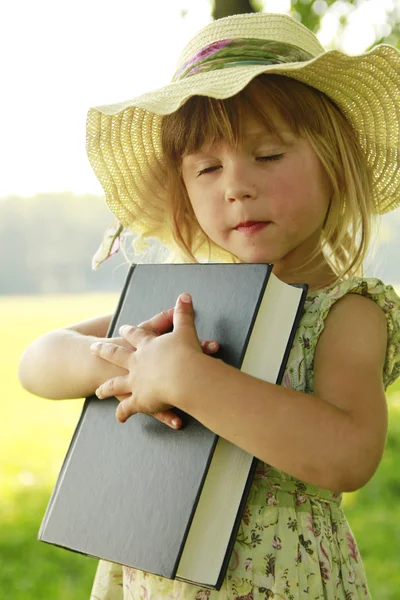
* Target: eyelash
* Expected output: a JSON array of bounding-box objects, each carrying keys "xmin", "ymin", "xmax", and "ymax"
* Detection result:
[
  {"xmin": 197, "ymin": 154, "xmax": 285, "ymax": 176},
  {"xmin": 257, "ymin": 153, "xmax": 285, "ymax": 163},
  {"xmin": 197, "ymin": 166, "xmax": 219, "ymax": 176}
]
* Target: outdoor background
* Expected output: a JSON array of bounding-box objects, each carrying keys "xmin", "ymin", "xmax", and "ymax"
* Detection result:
[{"xmin": 1, "ymin": 0, "xmax": 400, "ymax": 598}]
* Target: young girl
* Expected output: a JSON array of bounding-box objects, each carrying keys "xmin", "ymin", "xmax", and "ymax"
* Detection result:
[{"xmin": 19, "ymin": 12, "xmax": 400, "ymax": 600}]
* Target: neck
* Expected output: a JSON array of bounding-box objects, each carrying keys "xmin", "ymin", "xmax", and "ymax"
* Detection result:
[{"xmin": 271, "ymin": 252, "xmax": 337, "ymax": 292}]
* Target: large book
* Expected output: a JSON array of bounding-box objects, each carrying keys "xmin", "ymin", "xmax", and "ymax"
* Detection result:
[{"xmin": 39, "ymin": 263, "xmax": 307, "ymax": 590}]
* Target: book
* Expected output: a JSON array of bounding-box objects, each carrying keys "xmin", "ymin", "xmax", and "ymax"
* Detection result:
[{"xmin": 39, "ymin": 263, "xmax": 307, "ymax": 590}]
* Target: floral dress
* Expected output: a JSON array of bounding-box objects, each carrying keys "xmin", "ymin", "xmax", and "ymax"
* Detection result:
[{"xmin": 90, "ymin": 277, "xmax": 400, "ymax": 600}]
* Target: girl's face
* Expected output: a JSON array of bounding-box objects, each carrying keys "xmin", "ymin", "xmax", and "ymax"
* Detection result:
[{"xmin": 181, "ymin": 110, "xmax": 333, "ymax": 282}]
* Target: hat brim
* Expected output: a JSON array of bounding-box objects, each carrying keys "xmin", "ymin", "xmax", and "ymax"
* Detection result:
[{"xmin": 87, "ymin": 43, "xmax": 400, "ymax": 253}]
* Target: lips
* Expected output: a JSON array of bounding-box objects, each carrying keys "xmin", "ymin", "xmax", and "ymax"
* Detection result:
[
  {"xmin": 235, "ymin": 221, "xmax": 263, "ymax": 228},
  {"xmin": 235, "ymin": 221, "xmax": 269, "ymax": 234}
]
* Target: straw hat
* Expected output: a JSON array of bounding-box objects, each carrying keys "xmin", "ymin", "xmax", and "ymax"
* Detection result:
[{"xmin": 87, "ymin": 12, "xmax": 400, "ymax": 266}]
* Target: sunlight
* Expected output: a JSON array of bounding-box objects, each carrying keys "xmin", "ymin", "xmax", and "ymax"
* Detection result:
[{"xmin": 1, "ymin": 0, "xmax": 398, "ymax": 197}]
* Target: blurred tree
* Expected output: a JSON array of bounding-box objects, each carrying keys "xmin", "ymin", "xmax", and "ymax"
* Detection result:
[
  {"xmin": 0, "ymin": 193, "xmax": 127, "ymax": 294},
  {"xmin": 374, "ymin": 4, "xmax": 400, "ymax": 48},
  {"xmin": 212, "ymin": 0, "xmax": 258, "ymax": 19},
  {"xmin": 212, "ymin": 0, "xmax": 350, "ymax": 28},
  {"xmin": 212, "ymin": 0, "xmax": 400, "ymax": 49},
  {"xmin": 293, "ymin": 0, "xmax": 353, "ymax": 34}
]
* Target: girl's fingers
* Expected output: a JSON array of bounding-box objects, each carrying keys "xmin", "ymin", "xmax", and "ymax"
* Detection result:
[
  {"xmin": 137, "ymin": 308, "xmax": 175, "ymax": 335},
  {"xmin": 95, "ymin": 375, "xmax": 130, "ymax": 399},
  {"xmin": 200, "ymin": 340, "xmax": 219, "ymax": 355},
  {"xmin": 118, "ymin": 325, "xmax": 153, "ymax": 346},
  {"xmin": 113, "ymin": 398, "xmax": 182, "ymax": 430},
  {"xmin": 115, "ymin": 398, "xmax": 135, "ymax": 423},
  {"xmin": 152, "ymin": 410, "xmax": 182, "ymax": 429},
  {"xmin": 90, "ymin": 341, "xmax": 133, "ymax": 368},
  {"xmin": 115, "ymin": 393, "xmax": 131, "ymax": 401},
  {"xmin": 172, "ymin": 294, "xmax": 197, "ymax": 337}
]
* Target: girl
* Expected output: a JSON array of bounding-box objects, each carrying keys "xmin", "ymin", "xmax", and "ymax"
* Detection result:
[{"xmin": 19, "ymin": 12, "xmax": 400, "ymax": 600}]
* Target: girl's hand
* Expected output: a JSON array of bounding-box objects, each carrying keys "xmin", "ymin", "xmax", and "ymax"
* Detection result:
[{"xmin": 90, "ymin": 294, "xmax": 218, "ymax": 428}]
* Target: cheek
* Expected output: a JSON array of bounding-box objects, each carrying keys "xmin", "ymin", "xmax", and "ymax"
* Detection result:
[
  {"xmin": 267, "ymin": 176, "xmax": 302, "ymax": 223},
  {"xmin": 270, "ymin": 160, "xmax": 331, "ymax": 225},
  {"xmin": 188, "ymin": 197, "xmax": 219, "ymax": 241},
  {"xmin": 183, "ymin": 176, "xmax": 224, "ymax": 244},
  {"xmin": 187, "ymin": 185, "xmax": 221, "ymax": 231},
  {"xmin": 184, "ymin": 185, "xmax": 205, "ymax": 226},
  {"xmin": 189, "ymin": 197, "xmax": 207, "ymax": 225}
]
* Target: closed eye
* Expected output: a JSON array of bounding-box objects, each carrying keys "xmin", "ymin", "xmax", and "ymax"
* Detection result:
[
  {"xmin": 197, "ymin": 154, "xmax": 284, "ymax": 176},
  {"xmin": 257, "ymin": 154, "xmax": 285, "ymax": 162},
  {"xmin": 197, "ymin": 165, "xmax": 221, "ymax": 176}
]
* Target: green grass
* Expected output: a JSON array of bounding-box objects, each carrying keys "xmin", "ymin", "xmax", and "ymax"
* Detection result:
[
  {"xmin": 1, "ymin": 490, "xmax": 98, "ymax": 600},
  {"xmin": 2, "ymin": 294, "xmax": 400, "ymax": 599},
  {"xmin": 1, "ymin": 294, "xmax": 118, "ymax": 600},
  {"xmin": 342, "ymin": 383, "xmax": 400, "ymax": 598}
]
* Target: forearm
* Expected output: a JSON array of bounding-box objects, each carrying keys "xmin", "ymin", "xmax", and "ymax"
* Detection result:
[
  {"xmin": 175, "ymin": 354, "xmax": 357, "ymax": 492},
  {"xmin": 18, "ymin": 330, "xmax": 126, "ymax": 400}
]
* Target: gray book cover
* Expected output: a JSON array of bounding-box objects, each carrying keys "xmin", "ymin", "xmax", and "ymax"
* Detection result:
[{"xmin": 39, "ymin": 263, "xmax": 306, "ymax": 590}]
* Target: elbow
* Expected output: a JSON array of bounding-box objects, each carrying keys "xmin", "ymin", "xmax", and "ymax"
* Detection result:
[
  {"xmin": 336, "ymin": 472, "xmax": 374, "ymax": 494},
  {"xmin": 319, "ymin": 465, "xmax": 375, "ymax": 494},
  {"xmin": 333, "ymin": 411, "xmax": 388, "ymax": 493},
  {"xmin": 18, "ymin": 348, "xmax": 32, "ymax": 391},
  {"xmin": 18, "ymin": 347, "xmax": 42, "ymax": 396},
  {"xmin": 334, "ymin": 443, "xmax": 385, "ymax": 494},
  {"xmin": 18, "ymin": 339, "xmax": 54, "ymax": 398},
  {"xmin": 338, "ymin": 457, "xmax": 383, "ymax": 493},
  {"xmin": 314, "ymin": 440, "xmax": 385, "ymax": 494}
]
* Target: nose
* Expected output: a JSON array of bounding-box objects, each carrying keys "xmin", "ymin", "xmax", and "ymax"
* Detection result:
[{"xmin": 224, "ymin": 160, "xmax": 258, "ymax": 204}]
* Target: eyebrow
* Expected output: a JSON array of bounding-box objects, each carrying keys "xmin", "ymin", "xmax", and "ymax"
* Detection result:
[
  {"xmin": 244, "ymin": 130, "xmax": 293, "ymax": 141},
  {"xmin": 181, "ymin": 130, "xmax": 295, "ymax": 161}
]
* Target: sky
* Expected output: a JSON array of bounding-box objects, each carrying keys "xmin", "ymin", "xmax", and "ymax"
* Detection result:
[{"xmin": 1, "ymin": 0, "xmax": 398, "ymax": 197}]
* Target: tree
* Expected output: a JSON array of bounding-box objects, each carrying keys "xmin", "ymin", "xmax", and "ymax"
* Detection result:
[
  {"xmin": 212, "ymin": 0, "xmax": 400, "ymax": 50},
  {"xmin": 212, "ymin": 0, "xmax": 258, "ymax": 20}
]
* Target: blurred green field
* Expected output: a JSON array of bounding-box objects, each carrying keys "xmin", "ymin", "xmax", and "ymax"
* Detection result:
[
  {"xmin": 1, "ymin": 294, "xmax": 118, "ymax": 600},
  {"xmin": 1, "ymin": 294, "xmax": 400, "ymax": 599}
]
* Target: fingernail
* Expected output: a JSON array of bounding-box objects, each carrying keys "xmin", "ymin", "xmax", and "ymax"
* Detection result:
[
  {"xmin": 119, "ymin": 325, "xmax": 129, "ymax": 334},
  {"xmin": 180, "ymin": 293, "xmax": 192, "ymax": 304},
  {"xmin": 95, "ymin": 388, "xmax": 103, "ymax": 398},
  {"xmin": 208, "ymin": 341, "xmax": 218, "ymax": 350},
  {"xmin": 90, "ymin": 342, "xmax": 101, "ymax": 351},
  {"xmin": 116, "ymin": 407, "xmax": 125, "ymax": 423},
  {"xmin": 171, "ymin": 418, "xmax": 180, "ymax": 428}
]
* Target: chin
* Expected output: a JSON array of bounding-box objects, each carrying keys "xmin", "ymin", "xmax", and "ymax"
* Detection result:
[
  {"xmin": 223, "ymin": 239, "xmax": 288, "ymax": 265},
  {"xmin": 235, "ymin": 250, "xmax": 276, "ymax": 264},
  {"xmin": 234, "ymin": 240, "xmax": 295, "ymax": 265}
]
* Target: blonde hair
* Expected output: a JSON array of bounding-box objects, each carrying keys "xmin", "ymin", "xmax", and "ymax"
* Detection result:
[{"xmin": 161, "ymin": 74, "xmax": 376, "ymax": 279}]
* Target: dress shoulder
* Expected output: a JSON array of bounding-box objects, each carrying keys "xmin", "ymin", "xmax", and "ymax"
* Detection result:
[{"xmin": 305, "ymin": 277, "xmax": 400, "ymax": 390}]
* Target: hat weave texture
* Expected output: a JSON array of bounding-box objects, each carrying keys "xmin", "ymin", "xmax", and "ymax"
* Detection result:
[{"xmin": 86, "ymin": 12, "xmax": 400, "ymax": 257}]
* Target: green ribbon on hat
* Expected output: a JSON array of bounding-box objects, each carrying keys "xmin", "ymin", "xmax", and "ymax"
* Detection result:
[{"xmin": 174, "ymin": 38, "xmax": 314, "ymax": 80}]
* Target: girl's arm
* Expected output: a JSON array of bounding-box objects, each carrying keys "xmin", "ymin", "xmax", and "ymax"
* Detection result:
[
  {"xmin": 18, "ymin": 314, "xmax": 128, "ymax": 399},
  {"xmin": 90, "ymin": 293, "xmax": 388, "ymax": 492},
  {"xmin": 18, "ymin": 309, "xmax": 220, "ymax": 434},
  {"xmin": 173, "ymin": 293, "xmax": 388, "ymax": 493}
]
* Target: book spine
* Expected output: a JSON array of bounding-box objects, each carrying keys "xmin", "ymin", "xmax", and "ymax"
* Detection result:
[
  {"xmin": 215, "ymin": 276, "xmax": 307, "ymax": 590},
  {"xmin": 214, "ymin": 455, "xmax": 259, "ymax": 591},
  {"xmin": 276, "ymin": 284, "xmax": 308, "ymax": 384},
  {"xmin": 172, "ymin": 434, "xmax": 220, "ymax": 581},
  {"xmin": 236, "ymin": 264, "xmax": 272, "ymax": 370},
  {"xmin": 213, "ymin": 264, "xmax": 272, "ymax": 590}
]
